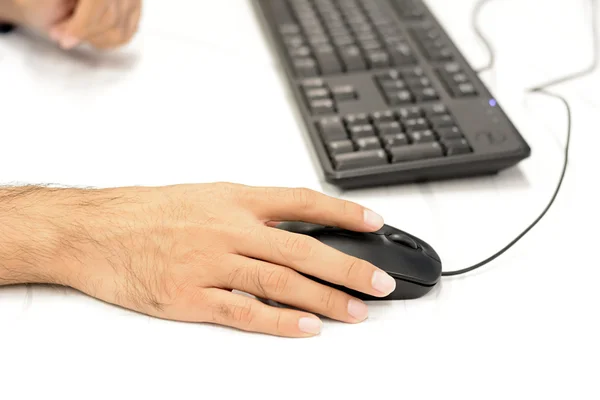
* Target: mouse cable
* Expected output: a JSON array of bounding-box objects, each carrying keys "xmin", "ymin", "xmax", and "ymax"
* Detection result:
[
  {"xmin": 472, "ymin": 0, "xmax": 496, "ymax": 74},
  {"xmin": 442, "ymin": 0, "xmax": 598, "ymax": 277}
]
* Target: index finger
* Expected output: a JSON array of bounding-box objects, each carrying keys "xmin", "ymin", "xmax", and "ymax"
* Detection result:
[{"xmin": 245, "ymin": 186, "xmax": 385, "ymax": 232}]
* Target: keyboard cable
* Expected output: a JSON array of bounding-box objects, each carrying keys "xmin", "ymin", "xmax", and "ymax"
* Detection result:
[{"xmin": 442, "ymin": 0, "xmax": 598, "ymax": 277}]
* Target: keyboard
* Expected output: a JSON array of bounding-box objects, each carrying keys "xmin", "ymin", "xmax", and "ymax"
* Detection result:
[{"xmin": 252, "ymin": 0, "xmax": 531, "ymax": 189}]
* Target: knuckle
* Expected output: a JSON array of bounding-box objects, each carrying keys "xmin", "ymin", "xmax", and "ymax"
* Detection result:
[
  {"xmin": 282, "ymin": 234, "xmax": 314, "ymax": 260},
  {"xmin": 319, "ymin": 287, "xmax": 337, "ymax": 313},
  {"xmin": 345, "ymin": 257, "xmax": 365, "ymax": 282},
  {"xmin": 214, "ymin": 182, "xmax": 246, "ymax": 203},
  {"xmin": 291, "ymin": 187, "xmax": 318, "ymax": 210},
  {"xmin": 231, "ymin": 301, "xmax": 255, "ymax": 327},
  {"xmin": 275, "ymin": 312, "xmax": 284, "ymax": 335},
  {"xmin": 210, "ymin": 303, "xmax": 231, "ymax": 323},
  {"xmin": 258, "ymin": 267, "xmax": 291, "ymax": 296},
  {"xmin": 212, "ymin": 301, "xmax": 255, "ymax": 328},
  {"xmin": 214, "ymin": 181, "xmax": 239, "ymax": 193}
]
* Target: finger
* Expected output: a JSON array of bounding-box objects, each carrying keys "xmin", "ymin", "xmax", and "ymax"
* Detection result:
[
  {"xmin": 202, "ymin": 288, "xmax": 323, "ymax": 338},
  {"xmin": 233, "ymin": 226, "xmax": 397, "ymax": 298},
  {"xmin": 81, "ymin": 1, "xmax": 124, "ymax": 48},
  {"xmin": 125, "ymin": 0, "xmax": 142, "ymax": 39},
  {"xmin": 53, "ymin": 0, "xmax": 105, "ymax": 49},
  {"xmin": 245, "ymin": 187, "xmax": 385, "ymax": 232},
  {"xmin": 86, "ymin": 0, "xmax": 138, "ymax": 49},
  {"xmin": 222, "ymin": 255, "xmax": 369, "ymax": 323}
]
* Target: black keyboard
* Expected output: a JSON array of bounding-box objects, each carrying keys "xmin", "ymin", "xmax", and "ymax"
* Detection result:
[{"xmin": 252, "ymin": 0, "xmax": 531, "ymax": 189}]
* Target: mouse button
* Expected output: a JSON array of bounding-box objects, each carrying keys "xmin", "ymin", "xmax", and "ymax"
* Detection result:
[
  {"xmin": 416, "ymin": 240, "xmax": 441, "ymax": 262},
  {"xmin": 386, "ymin": 233, "xmax": 418, "ymax": 249},
  {"xmin": 385, "ymin": 252, "xmax": 442, "ymax": 286},
  {"xmin": 380, "ymin": 243, "xmax": 442, "ymax": 284},
  {"xmin": 372, "ymin": 225, "xmax": 393, "ymax": 235}
]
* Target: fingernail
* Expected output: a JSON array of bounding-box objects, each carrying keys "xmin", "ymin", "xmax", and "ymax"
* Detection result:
[
  {"xmin": 364, "ymin": 209, "xmax": 384, "ymax": 229},
  {"xmin": 347, "ymin": 299, "xmax": 368, "ymax": 321},
  {"xmin": 372, "ymin": 270, "xmax": 396, "ymax": 295},
  {"xmin": 60, "ymin": 36, "xmax": 80, "ymax": 49},
  {"xmin": 298, "ymin": 317, "xmax": 322, "ymax": 335}
]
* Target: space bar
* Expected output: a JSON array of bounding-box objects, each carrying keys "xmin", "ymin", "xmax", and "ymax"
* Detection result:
[{"xmin": 333, "ymin": 150, "xmax": 389, "ymax": 170}]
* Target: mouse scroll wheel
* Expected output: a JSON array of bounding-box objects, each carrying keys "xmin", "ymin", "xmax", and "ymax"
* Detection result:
[{"xmin": 387, "ymin": 233, "xmax": 419, "ymax": 249}]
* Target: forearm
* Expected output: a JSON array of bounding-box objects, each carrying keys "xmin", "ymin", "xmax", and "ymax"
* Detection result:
[{"xmin": 0, "ymin": 186, "xmax": 71, "ymax": 286}]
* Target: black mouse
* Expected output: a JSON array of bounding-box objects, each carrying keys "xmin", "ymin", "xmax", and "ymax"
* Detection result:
[{"xmin": 276, "ymin": 222, "xmax": 442, "ymax": 301}]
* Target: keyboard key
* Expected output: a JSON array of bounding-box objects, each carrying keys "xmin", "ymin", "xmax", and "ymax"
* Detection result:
[
  {"xmin": 301, "ymin": 78, "xmax": 325, "ymax": 88},
  {"xmin": 305, "ymin": 87, "xmax": 330, "ymax": 100},
  {"xmin": 429, "ymin": 114, "xmax": 455, "ymax": 128},
  {"xmin": 356, "ymin": 137, "xmax": 382, "ymax": 151},
  {"xmin": 327, "ymin": 139, "xmax": 355, "ymax": 155},
  {"xmin": 371, "ymin": 110, "xmax": 396, "ymax": 124},
  {"xmin": 397, "ymin": 106, "xmax": 423, "ymax": 119},
  {"xmin": 318, "ymin": 117, "xmax": 348, "ymax": 141},
  {"xmin": 407, "ymin": 77, "xmax": 432, "ymax": 87},
  {"xmin": 389, "ymin": 142, "xmax": 444, "ymax": 163},
  {"xmin": 314, "ymin": 47, "xmax": 343, "ymax": 74},
  {"xmin": 333, "ymin": 149, "xmax": 389, "ymax": 170},
  {"xmin": 436, "ymin": 126, "xmax": 463, "ymax": 140},
  {"xmin": 443, "ymin": 138, "xmax": 472, "ymax": 155},
  {"xmin": 404, "ymin": 117, "xmax": 429, "ymax": 131},
  {"xmin": 404, "ymin": 66, "xmax": 426, "ymax": 78},
  {"xmin": 349, "ymin": 124, "xmax": 376, "ymax": 139},
  {"xmin": 376, "ymin": 69, "xmax": 402, "ymax": 81},
  {"xmin": 429, "ymin": 104, "xmax": 448, "ymax": 115},
  {"xmin": 443, "ymin": 62, "xmax": 461, "ymax": 74},
  {"xmin": 279, "ymin": 24, "xmax": 301, "ymax": 35},
  {"xmin": 377, "ymin": 121, "xmax": 403, "ymax": 136},
  {"xmin": 360, "ymin": 39, "xmax": 382, "ymax": 51},
  {"xmin": 308, "ymin": 34, "xmax": 331, "ymax": 46},
  {"xmin": 415, "ymin": 87, "xmax": 439, "ymax": 101},
  {"xmin": 382, "ymin": 133, "xmax": 409, "ymax": 148},
  {"xmin": 366, "ymin": 51, "xmax": 391, "ymax": 68},
  {"xmin": 310, "ymin": 98, "xmax": 335, "ymax": 114},
  {"xmin": 284, "ymin": 35, "xmax": 305, "ymax": 48},
  {"xmin": 456, "ymin": 83, "xmax": 477, "ymax": 96},
  {"xmin": 294, "ymin": 58, "xmax": 319, "ymax": 77},
  {"xmin": 332, "ymin": 85, "xmax": 357, "ymax": 101},
  {"xmin": 380, "ymin": 80, "xmax": 407, "ymax": 91},
  {"xmin": 333, "ymin": 35, "xmax": 356, "ymax": 47},
  {"xmin": 345, "ymin": 113, "xmax": 370, "ymax": 126},
  {"xmin": 452, "ymin": 73, "xmax": 469, "ymax": 83},
  {"xmin": 409, "ymin": 130, "xmax": 436, "ymax": 143},
  {"xmin": 290, "ymin": 46, "xmax": 312, "ymax": 58},
  {"xmin": 339, "ymin": 45, "xmax": 367, "ymax": 71},
  {"xmin": 387, "ymin": 90, "xmax": 413, "ymax": 105},
  {"xmin": 431, "ymin": 47, "xmax": 453, "ymax": 61}
]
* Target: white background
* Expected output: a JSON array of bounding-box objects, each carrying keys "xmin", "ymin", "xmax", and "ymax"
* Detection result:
[{"xmin": 1, "ymin": 1, "xmax": 599, "ymax": 399}]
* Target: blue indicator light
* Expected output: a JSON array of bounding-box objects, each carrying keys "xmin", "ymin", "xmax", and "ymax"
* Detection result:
[{"xmin": 489, "ymin": 99, "xmax": 497, "ymax": 107}]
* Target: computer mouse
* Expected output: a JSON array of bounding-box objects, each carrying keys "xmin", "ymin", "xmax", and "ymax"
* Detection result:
[{"xmin": 276, "ymin": 222, "xmax": 442, "ymax": 301}]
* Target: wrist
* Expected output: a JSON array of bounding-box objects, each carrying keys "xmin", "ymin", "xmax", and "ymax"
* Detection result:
[{"xmin": 0, "ymin": 186, "xmax": 74, "ymax": 286}]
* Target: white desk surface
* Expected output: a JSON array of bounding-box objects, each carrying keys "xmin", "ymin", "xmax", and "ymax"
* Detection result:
[{"xmin": 1, "ymin": 1, "xmax": 599, "ymax": 399}]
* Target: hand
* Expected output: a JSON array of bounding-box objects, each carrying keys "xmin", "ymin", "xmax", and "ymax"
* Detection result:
[
  {"xmin": 8, "ymin": 0, "xmax": 142, "ymax": 50},
  {"xmin": 42, "ymin": 183, "xmax": 395, "ymax": 337}
]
